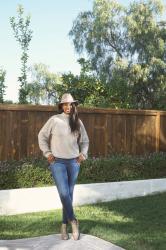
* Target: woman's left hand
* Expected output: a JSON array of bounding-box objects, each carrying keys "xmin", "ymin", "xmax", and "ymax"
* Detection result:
[{"xmin": 77, "ymin": 153, "xmax": 85, "ymax": 164}]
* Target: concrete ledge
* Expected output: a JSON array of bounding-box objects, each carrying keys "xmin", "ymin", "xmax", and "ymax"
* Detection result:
[{"xmin": 0, "ymin": 178, "xmax": 166, "ymax": 215}]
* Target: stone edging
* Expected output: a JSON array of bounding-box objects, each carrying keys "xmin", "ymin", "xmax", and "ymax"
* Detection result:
[{"xmin": 0, "ymin": 178, "xmax": 166, "ymax": 215}]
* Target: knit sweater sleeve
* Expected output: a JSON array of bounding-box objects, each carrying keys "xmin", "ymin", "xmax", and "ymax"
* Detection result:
[
  {"xmin": 79, "ymin": 120, "xmax": 89, "ymax": 159},
  {"xmin": 38, "ymin": 117, "xmax": 54, "ymax": 158}
]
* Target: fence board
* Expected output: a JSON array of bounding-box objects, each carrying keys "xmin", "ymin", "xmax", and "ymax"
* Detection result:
[
  {"xmin": 125, "ymin": 115, "xmax": 137, "ymax": 154},
  {"xmin": 160, "ymin": 114, "xmax": 166, "ymax": 152},
  {"xmin": 0, "ymin": 104, "xmax": 166, "ymax": 160}
]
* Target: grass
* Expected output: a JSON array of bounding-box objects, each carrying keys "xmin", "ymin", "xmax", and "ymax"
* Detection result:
[{"xmin": 0, "ymin": 192, "xmax": 166, "ymax": 250}]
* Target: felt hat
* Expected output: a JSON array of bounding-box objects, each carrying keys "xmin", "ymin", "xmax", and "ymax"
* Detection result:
[{"xmin": 59, "ymin": 93, "xmax": 78, "ymax": 105}]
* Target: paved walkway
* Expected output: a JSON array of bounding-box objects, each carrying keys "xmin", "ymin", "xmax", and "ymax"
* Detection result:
[{"xmin": 0, "ymin": 234, "xmax": 125, "ymax": 250}]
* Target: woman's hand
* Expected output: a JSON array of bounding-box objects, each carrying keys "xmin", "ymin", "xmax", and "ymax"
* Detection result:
[
  {"xmin": 77, "ymin": 153, "xmax": 86, "ymax": 164},
  {"xmin": 47, "ymin": 154, "xmax": 55, "ymax": 164}
]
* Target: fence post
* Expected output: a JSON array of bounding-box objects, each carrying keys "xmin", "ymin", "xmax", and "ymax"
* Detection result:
[{"xmin": 155, "ymin": 112, "xmax": 160, "ymax": 153}]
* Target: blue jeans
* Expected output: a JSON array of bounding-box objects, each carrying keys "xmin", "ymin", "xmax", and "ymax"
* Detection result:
[{"xmin": 50, "ymin": 158, "xmax": 80, "ymax": 224}]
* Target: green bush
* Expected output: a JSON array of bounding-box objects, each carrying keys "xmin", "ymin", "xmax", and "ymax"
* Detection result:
[
  {"xmin": 0, "ymin": 158, "xmax": 54, "ymax": 189},
  {"xmin": 79, "ymin": 152, "xmax": 166, "ymax": 183},
  {"xmin": 0, "ymin": 152, "xmax": 166, "ymax": 190}
]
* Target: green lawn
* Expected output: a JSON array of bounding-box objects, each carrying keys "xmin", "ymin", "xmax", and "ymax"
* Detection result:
[{"xmin": 0, "ymin": 192, "xmax": 166, "ymax": 250}]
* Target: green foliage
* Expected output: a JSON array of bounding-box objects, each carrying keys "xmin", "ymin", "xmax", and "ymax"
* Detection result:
[
  {"xmin": 0, "ymin": 67, "xmax": 6, "ymax": 103},
  {"xmin": 0, "ymin": 157, "xmax": 54, "ymax": 189},
  {"xmin": 27, "ymin": 61, "xmax": 102, "ymax": 106},
  {"xmin": 0, "ymin": 152, "xmax": 165, "ymax": 190},
  {"xmin": 27, "ymin": 63, "xmax": 62, "ymax": 104},
  {"xmin": 3, "ymin": 100, "xmax": 14, "ymax": 104},
  {"xmin": 125, "ymin": 0, "xmax": 165, "ymax": 62},
  {"xmin": 60, "ymin": 58, "xmax": 106, "ymax": 106},
  {"xmin": 79, "ymin": 152, "xmax": 166, "ymax": 183},
  {"xmin": 69, "ymin": 0, "xmax": 166, "ymax": 109},
  {"xmin": 10, "ymin": 4, "xmax": 33, "ymax": 104}
]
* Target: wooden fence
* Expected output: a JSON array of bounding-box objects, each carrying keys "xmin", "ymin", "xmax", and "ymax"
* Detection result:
[{"xmin": 0, "ymin": 104, "xmax": 166, "ymax": 160}]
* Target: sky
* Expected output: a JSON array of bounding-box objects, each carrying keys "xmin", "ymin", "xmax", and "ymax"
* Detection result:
[{"xmin": 1, "ymin": 0, "xmax": 164, "ymax": 102}]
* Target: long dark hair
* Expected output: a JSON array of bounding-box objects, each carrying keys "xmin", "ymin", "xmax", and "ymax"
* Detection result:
[{"xmin": 58, "ymin": 103, "xmax": 80, "ymax": 135}]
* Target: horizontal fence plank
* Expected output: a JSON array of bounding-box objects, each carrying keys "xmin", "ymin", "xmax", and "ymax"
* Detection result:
[
  {"xmin": 0, "ymin": 104, "xmax": 166, "ymax": 160},
  {"xmin": 1, "ymin": 104, "xmax": 166, "ymax": 115}
]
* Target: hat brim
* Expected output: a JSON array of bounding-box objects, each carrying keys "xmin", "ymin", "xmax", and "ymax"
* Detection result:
[
  {"xmin": 59, "ymin": 100, "xmax": 79, "ymax": 105},
  {"xmin": 58, "ymin": 101, "xmax": 79, "ymax": 108}
]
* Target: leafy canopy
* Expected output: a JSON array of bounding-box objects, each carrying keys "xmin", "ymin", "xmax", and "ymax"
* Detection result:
[{"xmin": 69, "ymin": 0, "xmax": 166, "ymax": 109}]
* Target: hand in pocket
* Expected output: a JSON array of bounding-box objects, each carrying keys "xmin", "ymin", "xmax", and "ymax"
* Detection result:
[
  {"xmin": 76, "ymin": 153, "xmax": 85, "ymax": 165},
  {"xmin": 47, "ymin": 154, "xmax": 56, "ymax": 164}
]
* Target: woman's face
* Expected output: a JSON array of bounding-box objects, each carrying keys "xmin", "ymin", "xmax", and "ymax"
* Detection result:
[{"xmin": 62, "ymin": 102, "xmax": 72, "ymax": 114}]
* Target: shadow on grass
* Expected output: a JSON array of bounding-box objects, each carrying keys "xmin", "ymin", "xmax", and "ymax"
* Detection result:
[{"xmin": 80, "ymin": 192, "xmax": 166, "ymax": 250}]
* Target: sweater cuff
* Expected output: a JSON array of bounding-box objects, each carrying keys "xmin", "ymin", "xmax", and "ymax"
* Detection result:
[
  {"xmin": 80, "ymin": 152, "xmax": 88, "ymax": 160},
  {"xmin": 44, "ymin": 151, "xmax": 52, "ymax": 158}
]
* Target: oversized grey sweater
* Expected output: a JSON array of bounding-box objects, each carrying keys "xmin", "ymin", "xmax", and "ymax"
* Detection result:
[{"xmin": 38, "ymin": 112, "xmax": 89, "ymax": 159}]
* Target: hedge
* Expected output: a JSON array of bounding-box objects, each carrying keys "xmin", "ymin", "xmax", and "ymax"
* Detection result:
[{"xmin": 0, "ymin": 152, "xmax": 166, "ymax": 190}]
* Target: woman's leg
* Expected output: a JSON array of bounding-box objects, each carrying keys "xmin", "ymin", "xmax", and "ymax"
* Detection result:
[
  {"xmin": 62, "ymin": 159, "xmax": 80, "ymax": 224},
  {"xmin": 66, "ymin": 158, "xmax": 80, "ymax": 240},
  {"xmin": 50, "ymin": 159, "xmax": 77, "ymax": 223},
  {"xmin": 67, "ymin": 158, "xmax": 80, "ymax": 201}
]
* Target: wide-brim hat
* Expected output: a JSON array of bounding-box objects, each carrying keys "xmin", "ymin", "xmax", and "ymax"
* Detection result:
[{"xmin": 59, "ymin": 93, "xmax": 78, "ymax": 105}]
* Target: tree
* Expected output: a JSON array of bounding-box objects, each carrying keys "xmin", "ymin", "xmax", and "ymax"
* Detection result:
[
  {"xmin": 69, "ymin": 0, "xmax": 166, "ymax": 109},
  {"xmin": 125, "ymin": 0, "xmax": 166, "ymax": 109},
  {"xmin": 0, "ymin": 68, "xmax": 6, "ymax": 103},
  {"xmin": 27, "ymin": 63, "xmax": 62, "ymax": 105},
  {"xmin": 69, "ymin": 0, "xmax": 125, "ymax": 83},
  {"xmin": 10, "ymin": 5, "xmax": 33, "ymax": 104},
  {"xmin": 60, "ymin": 58, "xmax": 106, "ymax": 107}
]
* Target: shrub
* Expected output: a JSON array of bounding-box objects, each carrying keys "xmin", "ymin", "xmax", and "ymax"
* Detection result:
[
  {"xmin": 0, "ymin": 152, "xmax": 166, "ymax": 190},
  {"xmin": 0, "ymin": 158, "xmax": 54, "ymax": 189},
  {"xmin": 79, "ymin": 152, "xmax": 166, "ymax": 183}
]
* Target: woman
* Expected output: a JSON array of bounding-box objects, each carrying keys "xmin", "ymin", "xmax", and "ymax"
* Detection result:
[{"xmin": 38, "ymin": 93, "xmax": 89, "ymax": 241}]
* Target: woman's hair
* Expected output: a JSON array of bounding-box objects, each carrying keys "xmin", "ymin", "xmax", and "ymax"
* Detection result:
[{"xmin": 58, "ymin": 103, "xmax": 80, "ymax": 135}]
